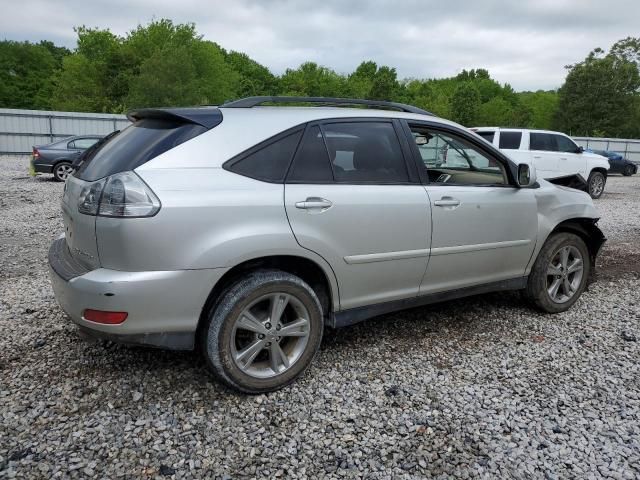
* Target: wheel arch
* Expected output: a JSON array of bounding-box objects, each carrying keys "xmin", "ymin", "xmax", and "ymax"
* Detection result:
[
  {"xmin": 197, "ymin": 254, "xmax": 339, "ymax": 339},
  {"xmin": 589, "ymin": 167, "xmax": 608, "ymax": 179},
  {"xmin": 548, "ymin": 217, "xmax": 606, "ymax": 265}
]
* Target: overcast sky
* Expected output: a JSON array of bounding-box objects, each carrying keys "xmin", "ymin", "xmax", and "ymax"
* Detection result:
[{"xmin": 1, "ymin": 0, "xmax": 638, "ymax": 91}]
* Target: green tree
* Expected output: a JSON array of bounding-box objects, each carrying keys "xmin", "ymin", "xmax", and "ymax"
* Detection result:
[
  {"xmin": 518, "ymin": 90, "xmax": 558, "ymax": 129},
  {"xmin": 279, "ymin": 62, "xmax": 347, "ymax": 97},
  {"xmin": 450, "ymin": 83, "xmax": 481, "ymax": 126},
  {"xmin": 554, "ymin": 48, "xmax": 640, "ymax": 136},
  {"xmin": 226, "ymin": 51, "xmax": 278, "ymax": 98},
  {"xmin": 0, "ymin": 40, "xmax": 67, "ymax": 109}
]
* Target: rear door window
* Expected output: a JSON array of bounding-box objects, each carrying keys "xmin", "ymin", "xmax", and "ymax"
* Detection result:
[
  {"xmin": 530, "ymin": 133, "xmax": 556, "ymax": 152},
  {"xmin": 322, "ymin": 122, "xmax": 409, "ymax": 183},
  {"xmin": 499, "ymin": 131, "xmax": 522, "ymax": 149},
  {"xmin": 287, "ymin": 126, "xmax": 334, "ymax": 183},
  {"xmin": 72, "ymin": 138, "xmax": 100, "ymax": 150}
]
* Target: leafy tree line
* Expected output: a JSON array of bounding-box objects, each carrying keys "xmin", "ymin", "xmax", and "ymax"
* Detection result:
[{"xmin": 1, "ymin": 19, "xmax": 638, "ymax": 137}]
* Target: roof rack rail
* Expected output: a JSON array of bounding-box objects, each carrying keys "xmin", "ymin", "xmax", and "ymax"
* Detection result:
[{"xmin": 221, "ymin": 96, "xmax": 434, "ymax": 116}]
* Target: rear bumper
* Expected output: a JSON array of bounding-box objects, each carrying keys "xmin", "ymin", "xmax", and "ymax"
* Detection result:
[
  {"xmin": 48, "ymin": 237, "xmax": 229, "ymax": 350},
  {"xmin": 31, "ymin": 158, "xmax": 53, "ymax": 173}
]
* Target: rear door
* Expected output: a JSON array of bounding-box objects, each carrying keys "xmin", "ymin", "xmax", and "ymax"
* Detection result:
[
  {"xmin": 529, "ymin": 132, "xmax": 560, "ymax": 179},
  {"xmin": 284, "ymin": 119, "xmax": 431, "ymax": 310},
  {"xmin": 404, "ymin": 122, "xmax": 538, "ymax": 294}
]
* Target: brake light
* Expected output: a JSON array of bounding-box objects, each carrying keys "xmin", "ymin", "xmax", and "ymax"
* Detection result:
[
  {"xmin": 77, "ymin": 171, "xmax": 160, "ymax": 218},
  {"xmin": 83, "ymin": 309, "xmax": 128, "ymax": 324},
  {"xmin": 32, "ymin": 148, "xmax": 40, "ymax": 158}
]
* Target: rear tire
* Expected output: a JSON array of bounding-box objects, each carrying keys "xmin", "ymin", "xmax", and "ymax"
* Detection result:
[
  {"xmin": 587, "ymin": 171, "xmax": 605, "ymax": 199},
  {"xmin": 53, "ymin": 162, "xmax": 74, "ymax": 182},
  {"xmin": 525, "ymin": 232, "xmax": 591, "ymax": 313},
  {"xmin": 201, "ymin": 269, "xmax": 323, "ymax": 394},
  {"xmin": 623, "ymin": 165, "xmax": 634, "ymax": 177}
]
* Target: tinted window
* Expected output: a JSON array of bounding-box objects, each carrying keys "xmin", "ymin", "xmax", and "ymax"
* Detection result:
[
  {"xmin": 75, "ymin": 119, "xmax": 208, "ymax": 182},
  {"xmin": 229, "ymin": 130, "xmax": 303, "ymax": 182},
  {"xmin": 499, "ymin": 131, "xmax": 522, "ymax": 149},
  {"xmin": 554, "ymin": 135, "xmax": 578, "ymax": 153},
  {"xmin": 323, "ymin": 122, "xmax": 408, "ymax": 183},
  {"xmin": 287, "ymin": 126, "xmax": 333, "ymax": 182},
  {"xmin": 409, "ymin": 125, "xmax": 507, "ymax": 186},
  {"xmin": 476, "ymin": 131, "xmax": 495, "ymax": 143},
  {"xmin": 530, "ymin": 133, "xmax": 555, "ymax": 152}
]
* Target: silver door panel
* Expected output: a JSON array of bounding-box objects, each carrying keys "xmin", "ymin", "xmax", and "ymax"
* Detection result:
[{"xmin": 285, "ymin": 184, "xmax": 431, "ymax": 310}]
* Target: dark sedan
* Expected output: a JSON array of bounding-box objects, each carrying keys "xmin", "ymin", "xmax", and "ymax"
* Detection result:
[
  {"xmin": 591, "ymin": 149, "xmax": 638, "ymax": 176},
  {"xmin": 31, "ymin": 135, "xmax": 103, "ymax": 181}
]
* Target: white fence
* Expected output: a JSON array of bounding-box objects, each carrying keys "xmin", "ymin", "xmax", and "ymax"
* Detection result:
[
  {"xmin": 574, "ymin": 137, "xmax": 640, "ymax": 163},
  {"xmin": 0, "ymin": 108, "xmax": 130, "ymax": 154}
]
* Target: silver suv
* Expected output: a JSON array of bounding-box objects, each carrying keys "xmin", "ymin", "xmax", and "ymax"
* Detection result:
[{"xmin": 49, "ymin": 96, "xmax": 605, "ymax": 393}]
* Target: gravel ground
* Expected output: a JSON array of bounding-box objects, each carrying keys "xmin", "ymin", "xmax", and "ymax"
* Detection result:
[{"xmin": 1, "ymin": 155, "xmax": 639, "ymax": 479}]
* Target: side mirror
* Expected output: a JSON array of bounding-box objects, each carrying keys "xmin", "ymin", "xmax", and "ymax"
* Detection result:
[
  {"xmin": 517, "ymin": 163, "xmax": 536, "ymax": 187},
  {"xmin": 576, "ymin": 146, "xmax": 584, "ymax": 153}
]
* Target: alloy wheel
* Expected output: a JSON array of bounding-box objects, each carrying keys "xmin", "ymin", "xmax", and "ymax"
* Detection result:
[
  {"xmin": 546, "ymin": 245, "xmax": 584, "ymax": 303},
  {"xmin": 55, "ymin": 164, "xmax": 75, "ymax": 180},
  {"xmin": 589, "ymin": 175, "xmax": 604, "ymax": 197},
  {"xmin": 230, "ymin": 292, "xmax": 310, "ymax": 379}
]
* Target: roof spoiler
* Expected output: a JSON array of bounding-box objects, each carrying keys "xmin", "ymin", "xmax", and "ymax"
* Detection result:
[{"xmin": 127, "ymin": 107, "xmax": 223, "ymax": 130}]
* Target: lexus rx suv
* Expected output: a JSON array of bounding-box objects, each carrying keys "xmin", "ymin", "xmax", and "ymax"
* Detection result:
[{"xmin": 49, "ymin": 97, "xmax": 605, "ymax": 393}]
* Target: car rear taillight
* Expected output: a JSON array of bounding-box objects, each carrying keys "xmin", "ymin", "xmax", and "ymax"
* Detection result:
[
  {"xmin": 77, "ymin": 171, "xmax": 160, "ymax": 218},
  {"xmin": 83, "ymin": 309, "xmax": 128, "ymax": 324},
  {"xmin": 32, "ymin": 148, "xmax": 40, "ymax": 158}
]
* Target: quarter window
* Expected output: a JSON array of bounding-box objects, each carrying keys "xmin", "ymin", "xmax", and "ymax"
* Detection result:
[
  {"xmin": 499, "ymin": 131, "xmax": 522, "ymax": 149},
  {"xmin": 228, "ymin": 130, "xmax": 303, "ymax": 182},
  {"xmin": 476, "ymin": 131, "xmax": 495, "ymax": 143}
]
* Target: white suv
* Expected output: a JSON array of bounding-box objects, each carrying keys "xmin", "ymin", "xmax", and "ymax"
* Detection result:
[{"xmin": 472, "ymin": 128, "xmax": 610, "ymax": 198}]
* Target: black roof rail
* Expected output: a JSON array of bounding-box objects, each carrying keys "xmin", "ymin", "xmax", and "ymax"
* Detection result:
[{"xmin": 220, "ymin": 96, "xmax": 434, "ymax": 116}]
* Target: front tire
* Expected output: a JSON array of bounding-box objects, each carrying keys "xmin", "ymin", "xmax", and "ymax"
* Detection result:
[
  {"xmin": 202, "ymin": 270, "xmax": 324, "ymax": 394},
  {"xmin": 587, "ymin": 171, "xmax": 605, "ymax": 199},
  {"xmin": 525, "ymin": 232, "xmax": 591, "ymax": 313},
  {"xmin": 53, "ymin": 162, "xmax": 74, "ymax": 182}
]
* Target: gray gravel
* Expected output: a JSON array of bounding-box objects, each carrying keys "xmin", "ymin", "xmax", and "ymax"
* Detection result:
[{"xmin": 1, "ymin": 155, "xmax": 639, "ymax": 479}]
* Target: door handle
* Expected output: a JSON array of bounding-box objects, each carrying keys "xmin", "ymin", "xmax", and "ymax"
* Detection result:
[
  {"xmin": 295, "ymin": 197, "xmax": 333, "ymax": 210},
  {"xmin": 434, "ymin": 197, "xmax": 460, "ymax": 207},
  {"xmin": 533, "ymin": 155, "xmax": 542, "ymax": 159},
  {"xmin": 560, "ymin": 157, "xmax": 567, "ymax": 160}
]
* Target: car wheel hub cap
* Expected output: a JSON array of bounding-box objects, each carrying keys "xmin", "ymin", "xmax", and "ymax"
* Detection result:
[
  {"xmin": 230, "ymin": 292, "xmax": 310, "ymax": 379},
  {"xmin": 546, "ymin": 245, "xmax": 584, "ymax": 304}
]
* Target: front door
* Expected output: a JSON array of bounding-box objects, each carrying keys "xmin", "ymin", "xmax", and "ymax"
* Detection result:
[
  {"xmin": 405, "ymin": 123, "xmax": 539, "ymax": 294},
  {"xmin": 553, "ymin": 134, "xmax": 587, "ymax": 178},
  {"xmin": 284, "ymin": 120, "xmax": 432, "ymax": 310}
]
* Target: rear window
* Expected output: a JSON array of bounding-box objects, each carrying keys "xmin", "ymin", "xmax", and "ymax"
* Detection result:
[
  {"xmin": 74, "ymin": 119, "xmax": 208, "ymax": 182},
  {"xmin": 499, "ymin": 131, "xmax": 522, "ymax": 149}
]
